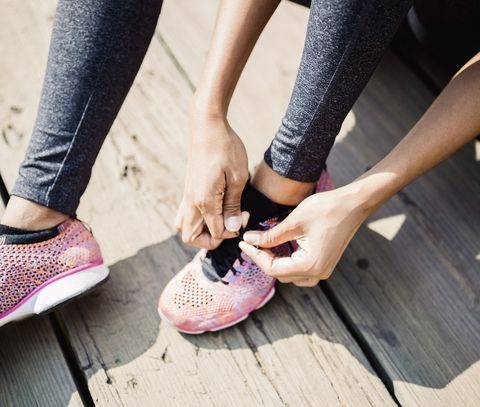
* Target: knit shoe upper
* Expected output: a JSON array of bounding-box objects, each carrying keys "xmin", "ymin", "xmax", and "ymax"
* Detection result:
[
  {"xmin": 0, "ymin": 218, "xmax": 103, "ymax": 316},
  {"xmin": 159, "ymin": 169, "xmax": 334, "ymax": 334}
]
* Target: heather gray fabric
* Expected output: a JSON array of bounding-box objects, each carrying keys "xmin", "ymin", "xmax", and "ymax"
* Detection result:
[
  {"xmin": 264, "ymin": 0, "xmax": 412, "ymax": 181},
  {"xmin": 12, "ymin": 0, "xmax": 162, "ymax": 215},
  {"xmin": 13, "ymin": 0, "xmax": 410, "ymax": 215}
]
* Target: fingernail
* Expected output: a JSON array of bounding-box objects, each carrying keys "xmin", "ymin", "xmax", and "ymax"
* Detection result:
[
  {"xmin": 243, "ymin": 231, "xmax": 260, "ymax": 245},
  {"xmin": 226, "ymin": 215, "xmax": 241, "ymax": 232},
  {"xmin": 241, "ymin": 211, "xmax": 250, "ymax": 228}
]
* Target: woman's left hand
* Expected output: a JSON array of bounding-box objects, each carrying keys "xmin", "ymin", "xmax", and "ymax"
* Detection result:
[
  {"xmin": 239, "ymin": 185, "xmax": 371, "ymax": 286},
  {"xmin": 241, "ymin": 54, "xmax": 480, "ymax": 286}
]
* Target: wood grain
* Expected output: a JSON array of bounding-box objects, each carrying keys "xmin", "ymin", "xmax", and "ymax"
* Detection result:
[
  {"xmin": 0, "ymin": 0, "xmax": 395, "ymax": 405},
  {"xmin": 0, "ymin": 4, "xmax": 82, "ymax": 406},
  {"xmin": 325, "ymin": 52, "xmax": 480, "ymax": 406},
  {"xmin": 158, "ymin": 0, "xmax": 310, "ymax": 168},
  {"xmin": 160, "ymin": 2, "xmax": 480, "ymax": 404},
  {"xmin": 5, "ymin": 0, "xmax": 478, "ymax": 406},
  {"xmin": 0, "ymin": 193, "xmax": 81, "ymax": 406},
  {"xmin": 64, "ymin": 2, "xmax": 394, "ymax": 405},
  {"xmin": 159, "ymin": 4, "xmax": 480, "ymax": 403},
  {"xmin": 0, "ymin": 317, "xmax": 82, "ymax": 407}
]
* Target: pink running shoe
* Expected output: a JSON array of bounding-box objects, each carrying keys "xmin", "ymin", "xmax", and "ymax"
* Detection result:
[
  {"xmin": 0, "ymin": 218, "xmax": 109, "ymax": 327},
  {"xmin": 159, "ymin": 170, "xmax": 334, "ymax": 334}
]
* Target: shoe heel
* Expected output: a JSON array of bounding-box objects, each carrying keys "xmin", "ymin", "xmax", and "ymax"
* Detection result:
[{"xmin": 34, "ymin": 264, "xmax": 110, "ymax": 314}]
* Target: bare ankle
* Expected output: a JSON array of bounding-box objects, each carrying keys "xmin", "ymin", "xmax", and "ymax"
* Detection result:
[
  {"xmin": 1, "ymin": 196, "xmax": 69, "ymax": 230},
  {"xmin": 251, "ymin": 161, "xmax": 315, "ymax": 206}
]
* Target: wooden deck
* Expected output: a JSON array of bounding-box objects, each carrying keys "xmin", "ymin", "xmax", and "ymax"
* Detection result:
[{"xmin": 1, "ymin": 1, "xmax": 479, "ymax": 406}]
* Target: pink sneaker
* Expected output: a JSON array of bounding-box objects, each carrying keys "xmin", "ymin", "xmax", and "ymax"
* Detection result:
[
  {"xmin": 159, "ymin": 170, "xmax": 334, "ymax": 334},
  {"xmin": 0, "ymin": 218, "xmax": 109, "ymax": 327}
]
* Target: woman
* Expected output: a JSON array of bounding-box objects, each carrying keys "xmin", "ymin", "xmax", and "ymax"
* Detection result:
[
  {"xmin": 159, "ymin": 0, "xmax": 413, "ymax": 333},
  {"xmin": 240, "ymin": 53, "xmax": 480, "ymax": 285},
  {"xmin": 159, "ymin": 0, "xmax": 479, "ymax": 333},
  {"xmin": 0, "ymin": 0, "xmax": 475, "ymax": 334}
]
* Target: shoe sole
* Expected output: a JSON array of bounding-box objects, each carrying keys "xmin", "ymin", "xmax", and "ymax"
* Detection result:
[
  {"xmin": 158, "ymin": 286, "xmax": 276, "ymax": 335},
  {"xmin": 0, "ymin": 263, "xmax": 110, "ymax": 328}
]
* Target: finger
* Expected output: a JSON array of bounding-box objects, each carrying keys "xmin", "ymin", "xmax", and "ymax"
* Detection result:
[
  {"xmin": 190, "ymin": 231, "xmax": 223, "ymax": 250},
  {"xmin": 182, "ymin": 206, "xmax": 222, "ymax": 249},
  {"xmin": 194, "ymin": 184, "xmax": 226, "ymax": 239},
  {"xmin": 243, "ymin": 217, "xmax": 298, "ymax": 248},
  {"xmin": 193, "ymin": 194, "xmax": 238, "ymax": 240},
  {"xmin": 277, "ymin": 277, "xmax": 299, "ymax": 284},
  {"xmin": 201, "ymin": 202, "xmax": 226, "ymax": 240},
  {"xmin": 293, "ymin": 278, "xmax": 320, "ymax": 287},
  {"xmin": 239, "ymin": 241, "xmax": 306, "ymax": 278},
  {"xmin": 241, "ymin": 211, "xmax": 250, "ymax": 228},
  {"xmin": 219, "ymin": 230, "xmax": 242, "ymax": 239},
  {"xmin": 223, "ymin": 179, "xmax": 245, "ymax": 232}
]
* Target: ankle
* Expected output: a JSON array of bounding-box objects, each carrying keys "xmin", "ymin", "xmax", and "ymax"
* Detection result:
[
  {"xmin": 1, "ymin": 196, "xmax": 69, "ymax": 231},
  {"xmin": 251, "ymin": 161, "xmax": 315, "ymax": 206}
]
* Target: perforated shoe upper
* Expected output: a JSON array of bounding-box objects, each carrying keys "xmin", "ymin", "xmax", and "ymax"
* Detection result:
[{"xmin": 0, "ymin": 219, "xmax": 102, "ymax": 315}]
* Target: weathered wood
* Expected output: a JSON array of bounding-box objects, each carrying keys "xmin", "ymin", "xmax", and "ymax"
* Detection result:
[
  {"xmin": 158, "ymin": 0, "xmax": 310, "ymax": 165},
  {"xmin": 65, "ymin": 3, "xmax": 394, "ymax": 405},
  {"xmin": 0, "ymin": 193, "xmax": 81, "ymax": 406},
  {"xmin": 324, "ymin": 52, "xmax": 480, "ymax": 406},
  {"xmin": 160, "ymin": 4, "xmax": 480, "ymax": 404},
  {"xmin": 0, "ymin": 316, "xmax": 82, "ymax": 407},
  {"xmin": 0, "ymin": 5, "xmax": 83, "ymax": 407},
  {"xmin": 0, "ymin": 1, "xmax": 396, "ymax": 405}
]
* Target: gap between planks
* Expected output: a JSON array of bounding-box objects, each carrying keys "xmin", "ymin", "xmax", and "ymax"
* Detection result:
[
  {"xmin": 0, "ymin": 1, "xmax": 398, "ymax": 405},
  {"xmin": 0, "ymin": 174, "xmax": 85, "ymax": 407}
]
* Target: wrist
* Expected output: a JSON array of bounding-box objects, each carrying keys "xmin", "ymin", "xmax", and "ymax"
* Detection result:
[
  {"xmin": 350, "ymin": 171, "xmax": 402, "ymax": 216},
  {"xmin": 190, "ymin": 91, "xmax": 229, "ymax": 119}
]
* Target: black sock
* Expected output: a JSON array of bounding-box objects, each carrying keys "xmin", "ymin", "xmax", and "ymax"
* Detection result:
[
  {"xmin": 240, "ymin": 183, "xmax": 296, "ymax": 224},
  {"xmin": 202, "ymin": 183, "xmax": 296, "ymax": 280},
  {"xmin": 0, "ymin": 223, "xmax": 61, "ymax": 244}
]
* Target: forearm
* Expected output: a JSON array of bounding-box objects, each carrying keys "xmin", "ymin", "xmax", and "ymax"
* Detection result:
[
  {"xmin": 355, "ymin": 53, "xmax": 480, "ymax": 213},
  {"xmin": 192, "ymin": 0, "xmax": 280, "ymax": 117}
]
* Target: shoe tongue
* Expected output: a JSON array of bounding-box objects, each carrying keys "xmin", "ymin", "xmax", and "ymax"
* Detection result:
[
  {"xmin": 203, "ymin": 236, "xmax": 244, "ymax": 280},
  {"xmin": 202, "ymin": 184, "xmax": 295, "ymax": 279}
]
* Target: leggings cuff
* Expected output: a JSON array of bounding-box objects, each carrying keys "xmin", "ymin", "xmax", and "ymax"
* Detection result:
[{"xmin": 11, "ymin": 181, "xmax": 77, "ymax": 217}]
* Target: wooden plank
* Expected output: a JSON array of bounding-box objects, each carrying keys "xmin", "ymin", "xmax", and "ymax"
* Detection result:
[
  {"xmin": 0, "ymin": 316, "xmax": 82, "ymax": 407},
  {"xmin": 0, "ymin": 4, "xmax": 83, "ymax": 407},
  {"xmin": 0, "ymin": 1, "xmax": 396, "ymax": 405},
  {"xmin": 0, "ymin": 199, "xmax": 81, "ymax": 407},
  {"xmin": 64, "ymin": 3, "xmax": 394, "ymax": 404},
  {"xmin": 158, "ymin": 0, "xmax": 310, "ymax": 166},
  {"xmin": 324, "ymin": 51, "xmax": 480, "ymax": 406},
  {"xmin": 162, "ymin": 2, "xmax": 480, "ymax": 404}
]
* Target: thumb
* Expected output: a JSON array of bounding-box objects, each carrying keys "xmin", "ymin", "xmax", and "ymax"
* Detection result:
[
  {"xmin": 223, "ymin": 182, "xmax": 244, "ymax": 232},
  {"xmin": 243, "ymin": 218, "xmax": 297, "ymax": 248}
]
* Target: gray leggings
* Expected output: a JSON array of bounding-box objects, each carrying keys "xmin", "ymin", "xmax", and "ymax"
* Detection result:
[{"xmin": 12, "ymin": 0, "xmax": 411, "ymax": 216}]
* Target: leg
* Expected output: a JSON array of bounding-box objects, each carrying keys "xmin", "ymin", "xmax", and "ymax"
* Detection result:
[
  {"xmin": 2, "ymin": 0, "xmax": 163, "ymax": 229},
  {"xmin": 158, "ymin": 0, "xmax": 411, "ymax": 334},
  {"xmin": 256, "ymin": 0, "xmax": 412, "ymax": 204}
]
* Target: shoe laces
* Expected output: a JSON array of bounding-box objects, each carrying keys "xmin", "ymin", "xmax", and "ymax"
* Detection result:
[
  {"xmin": 201, "ymin": 211, "xmax": 292, "ymax": 282},
  {"xmin": 202, "ymin": 226, "xmax": 253, "ymax": 282}
]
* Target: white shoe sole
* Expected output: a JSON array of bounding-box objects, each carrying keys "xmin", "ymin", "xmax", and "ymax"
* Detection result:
[
  {"xmin": 0, "ymin": 264, "xmax": 109, "ymax": 328},
  {"xmin": 159, "ymin": 286, "xmax": 276, "ymax": 335}
]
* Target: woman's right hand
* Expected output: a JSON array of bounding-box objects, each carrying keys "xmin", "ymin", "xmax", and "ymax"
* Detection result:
[
  {"xmin": 173, "ymin": 0, "xmax": 281, "ymax": 250},
  {"xmin": 176, "ymin": 112, "xmax": 250, "ymax": 249}
]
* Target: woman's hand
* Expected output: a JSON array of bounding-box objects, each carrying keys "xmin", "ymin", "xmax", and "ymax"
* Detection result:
[
  {"xmin": 175, "ymin": 0, "xmax": 281, "ymax": 249},
  {"xmin": 176, "ymin": 113, "xmax": 249, "ymax": 249},
  {"xmin": 240, "ymin": 54, "xmax": 480, "ymax": 285},
  {"xmin": 239, "ymin": 184, "xmax": 372, "ymax": 286}
]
